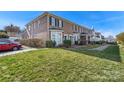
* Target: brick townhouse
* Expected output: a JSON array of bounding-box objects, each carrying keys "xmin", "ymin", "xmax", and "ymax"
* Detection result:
[{"xmin": 25, "ymin": 12, "xmax": 103, "ymax": 46}]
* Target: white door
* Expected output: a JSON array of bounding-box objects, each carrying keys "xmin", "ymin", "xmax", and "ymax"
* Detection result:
[{"xmin": 51, "ymin": 32, "xmax": 62, "ymax": 46}]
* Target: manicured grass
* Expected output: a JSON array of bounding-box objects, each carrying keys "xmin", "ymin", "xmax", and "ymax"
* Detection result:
[
  {"xmin": 0, "ymin": 45, "xmax": 124, "ymax": 81},
  {"xmin": 69, "ymin": 45, "xmax": 121, "ymax": 62}
]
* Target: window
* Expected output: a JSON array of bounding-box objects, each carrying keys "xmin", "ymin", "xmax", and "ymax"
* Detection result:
[
  {"xmin": 52, "ymin": 17, "xmax": 55, "ymax": 27},
  {"xmin": 34, "ymin": 22, "xmax": 36, "ymax": 29},
  {"xmin": 36, "ymin": 21, "xmax": 38, "ymax": 29},
  {"xmin": 72, "ymin": 25, "xmax": 75, "ymax": 31},
  {"xmin": 75, "ymin": 25, "xmax": 77, "ymax": 31},
  {"xmin": 31, "ymin": 24, "xmax": 33, "ymax": 30},
  {"xmin": 52, "ymin": 34, "xmax": 55, "ymax": 41},
  {"xmin": 81, "ymin": 28, "xmax": 83, "ymax": 32},
  {"xmin": 38, "ymin": 20, "xmax": 40, "ymax": 28},
  {"xmin": 59, "ymin": 20, "xmax": 64, "ymax": 27},
  {"xmin": 33, "ymin": 23, "xmax": 35, "ymax": 29},
  {"xmin": 72, "ymin": 25, "xmax": 73, "ymax": 30},
  {"xmin": 78, "ymin": 26, "xmax": 80, "ymax": 32},
  {"xmin": 64, "ymin": 36, "xmax": 67, "ymax": 40},
  {"xmin": 55, "ymin": 19, "xmax": 59, "ymax": 27},
  {"xmin": 70, "ymin": 36, "xmax": 72, "ymax": 40},
  {"xmin": 79, "ymin": 27, "xmax": 81, "ymax": 32},
  {"xmin": 59, "ymin": 20, "xmax": 62, "ymax": 27}
]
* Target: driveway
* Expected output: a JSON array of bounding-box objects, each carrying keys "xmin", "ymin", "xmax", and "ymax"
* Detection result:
[{"xmin": 0, "ymin": 46, "xmax": 37, "ymax": 57}]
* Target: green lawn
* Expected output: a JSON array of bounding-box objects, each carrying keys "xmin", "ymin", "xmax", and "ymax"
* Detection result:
[{"xmin": 0, "ymin": 45, "xmax": 124, "ymax": 81}]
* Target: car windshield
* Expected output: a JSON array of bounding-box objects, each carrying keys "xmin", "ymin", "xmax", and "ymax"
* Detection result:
[{"xmin": 0, "ymin": 39, "xmax": 13, "ymax": 43}]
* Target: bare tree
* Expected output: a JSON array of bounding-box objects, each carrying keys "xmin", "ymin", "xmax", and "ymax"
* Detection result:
[{"xmin": 4, "ymin": 24, "xmax": 20, "ymax": 33}]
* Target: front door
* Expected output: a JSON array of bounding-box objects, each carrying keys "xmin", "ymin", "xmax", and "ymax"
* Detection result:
[
  {"xmin": 51, "ymin": 32, "xmax": 62, "ymax": 46},
  {"xmin": 80, "ymin": 36, "xmax": 87, "ymax": 45}
]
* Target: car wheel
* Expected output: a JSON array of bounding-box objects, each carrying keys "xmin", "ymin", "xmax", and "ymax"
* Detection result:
[{"xmin": 12, "ymin": 47, "xmax": 18, "ymax": 51}]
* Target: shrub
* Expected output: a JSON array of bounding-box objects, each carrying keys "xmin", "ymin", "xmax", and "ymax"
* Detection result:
[
  {"xmin": 107, "ymin": 42, "xmax": 117, "ymax": 45},
  {"xmin": 46, "ymin": 40, "xmax": 56, "ymax": 48},
  {"xmin": 94, "ymin": 41, "xmax": 104, "ymax": 44},
  {"xmin": 58, "ymin": 44, "xmax": 65, "ymax": 48},
  {"xmin": 20, "ymin": 39, "xmax": 43, "ymax": 48},
  {"xmin": 0, "ymin": 32, "xmax": 9, "ymax": 38},
  {"xmin": 63, "ymin": 40, "xmax": 71, "ymax": 48}
]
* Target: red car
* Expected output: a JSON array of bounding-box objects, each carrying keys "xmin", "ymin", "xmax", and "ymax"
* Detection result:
[{"xmin": 0, "ymin": 39, "xmax": 22, "ymax": 51}]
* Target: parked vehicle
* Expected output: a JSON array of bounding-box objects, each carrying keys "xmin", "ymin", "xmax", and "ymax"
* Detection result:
[{"xmin": 0, "ymin": 39, "xmax": 22, "ymax": 51}]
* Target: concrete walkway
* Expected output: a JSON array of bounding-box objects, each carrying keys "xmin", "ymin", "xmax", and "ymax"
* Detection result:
[
  {"xmin": 89, "ymin": 44, "xmax": 110, "ymax": 51},
  {"xmin": 0, "ymin": 47, "xmax": 38, "ymax": 57}
]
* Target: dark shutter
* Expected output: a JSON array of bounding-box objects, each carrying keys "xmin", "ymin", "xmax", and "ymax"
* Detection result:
[
  {"xmin": 57, "ymin": 19, "xmax": 59, "ymax": 27},
  {"xmin": 55, "ymin": 18, "xmax": 57, "ymax": 27},
  {"xmin": 49, "ymin": 16, "xmax": 52, "ymax": 25},
  {"xmin": 62, "ymin": 21, "xmax": 64, "ymax": 27}
]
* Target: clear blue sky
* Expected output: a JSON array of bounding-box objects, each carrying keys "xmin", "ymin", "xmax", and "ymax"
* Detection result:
[{"xmin": 0, "ymin": 11, "xmax": 124, "ymax": 37}]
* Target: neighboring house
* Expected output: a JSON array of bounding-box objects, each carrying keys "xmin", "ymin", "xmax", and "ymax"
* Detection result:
[
  {"xmin": 25, "ymin": 12, "xmax": 103, "ymax": 46},
  {"xmin": 90, "ymin": 31, "xmax": 103, "ymax": 42},
  {"xmin": 105, "ymin": 35, "xmax": 116, "ymax": 43}
]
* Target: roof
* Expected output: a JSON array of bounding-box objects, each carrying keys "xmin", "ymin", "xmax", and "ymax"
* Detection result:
[{"xmin": 26, "ymin": 12, "xmax": 92, "ymax": 31}]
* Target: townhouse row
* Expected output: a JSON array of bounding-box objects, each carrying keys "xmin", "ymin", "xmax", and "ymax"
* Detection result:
[{"xmin": 25, "ymin": 12, "xmax": 104, "ymax": 46}]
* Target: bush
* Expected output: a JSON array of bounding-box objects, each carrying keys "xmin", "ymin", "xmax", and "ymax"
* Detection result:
[
  {"xmin": 107, "ymin": 42, "xmax": 117, "ymax": 45},
  {"xmin": 20, "ymin": 39, "xmax": 43, "ymax": 48},
  {"xmin": 46, "ymin": 40, "xmax": 56, "ymax": 48},
  {"xmin": 94, "ymin": 41, "xmax": 105, "ymax": 44},
  {"xmin": 0, "ymin": 32, "xmax": 9, "ymax": 38},
  {"xmin": 63, "ymin": 40, "xmax": 71, "ymax": 48}
]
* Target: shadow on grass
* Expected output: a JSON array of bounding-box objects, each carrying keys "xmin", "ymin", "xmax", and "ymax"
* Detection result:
[{"xmin": 65, "ymin": 45, "xmax": 122, "ymax": 62}]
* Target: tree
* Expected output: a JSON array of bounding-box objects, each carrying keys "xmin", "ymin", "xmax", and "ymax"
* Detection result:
[
  {"xmin": 4, "ymin": 24, "xmax": 20, "ymax": 33},
  {"xmin": 116, "ymin": 32, "xmax": 124, "ymax": 43}
]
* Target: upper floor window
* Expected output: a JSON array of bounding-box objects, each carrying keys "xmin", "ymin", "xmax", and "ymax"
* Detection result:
[
  {"xmin": 75, "ymin": 25, "xmax": 76, "ymax": 31},
  {"xmin": 33, "ymin": 23, "xmax": 35, "ymax": 29},
  {"xmin": 52, "ymin": 17, "xmax": 55, "ymax": 27},
  {"xmin": 78, "ymin": 26, "xmax": 79, "ymax": 32},
  {"xmin": 59, "ymin": 20, "xmax": 64, "ymax": 27},
  {"xmin": 59, "ymin": 20, "xmax": 62, "ymax": 27},
  {"xmin": 49, "ymin": 16, "xmax": 64, "ymax": 28},
  {"xmin": 81, "ymin": 27, "xmax": 83, "ymax": 32},
  {"xmin": 34, "ymin": 22, "xmax": 37, "ymax": 29},
  {"xmin": 55, "ymin": 19, "xmax": 59, "ymax": 27},
  {"xmin": 38, "ymin": 20, "xmax": 40, "ymax": 28},
  {"xmin": 79, "ymin": 27, "xmax": 81, "ymax": 32},
  {"xmin": 72, "ymin": 25, "xmax": 75, "ymax": 31}
]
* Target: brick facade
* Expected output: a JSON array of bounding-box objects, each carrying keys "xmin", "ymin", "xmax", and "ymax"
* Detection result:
[{"xmin": 25, "ymin": 12, "xmax": 103, "ymax": 46}]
